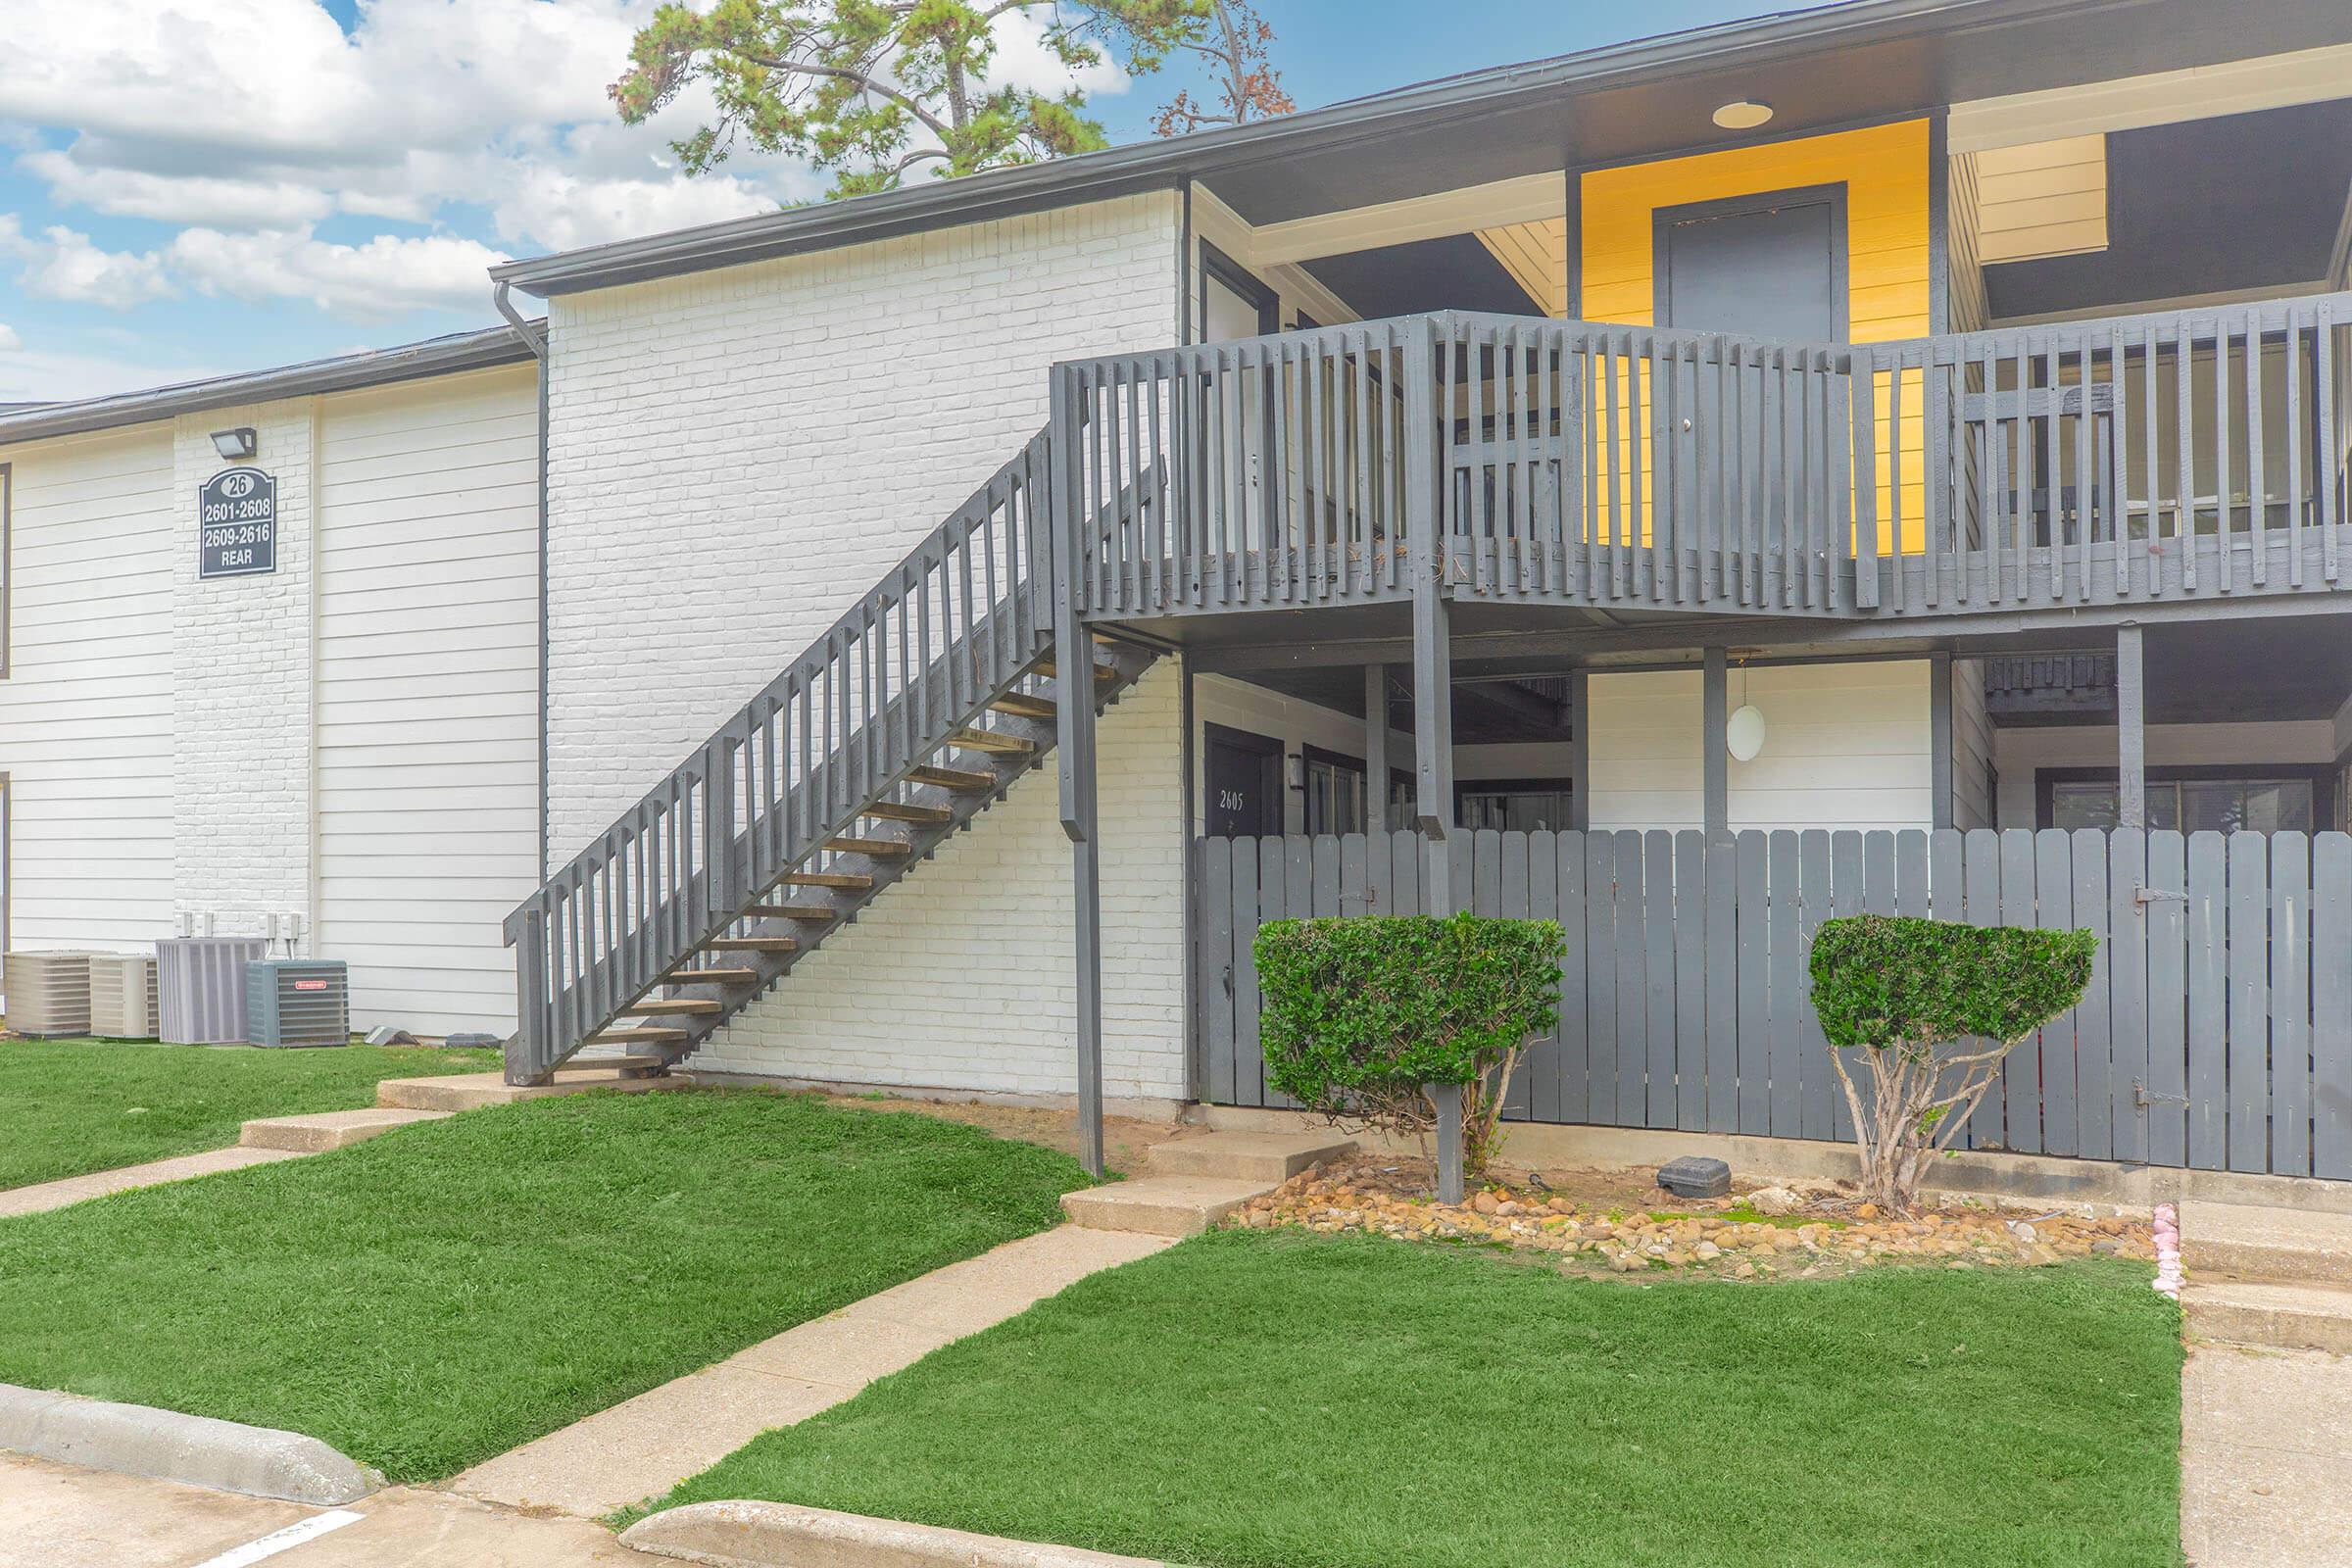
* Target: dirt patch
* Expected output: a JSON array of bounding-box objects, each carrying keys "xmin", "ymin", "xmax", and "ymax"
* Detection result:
[
  {"xmin": 815, "ymin": 1093, "xmax": 1185, "ymax": 1176},
  {"xmin": 1234, "ymin": 1154, "xmax": 2158, "ymax": 1282}
]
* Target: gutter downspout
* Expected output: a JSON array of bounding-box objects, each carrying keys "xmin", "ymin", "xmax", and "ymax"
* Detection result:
[{"xmin": 495, "ymin": 279, "xmax": 552, "ymax": 881}]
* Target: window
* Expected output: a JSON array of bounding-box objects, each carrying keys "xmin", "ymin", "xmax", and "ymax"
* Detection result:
[
  {"xmin": 1300, "ymin": 745, "xmax": 1411, "ymax": 836},
  {"xmin": 1458, "ymin": 781, "xmax": 1577, "ymax": 833},
  {"xmin": 2045, "ymin": 771, "xmax": 2320, "ymax": 833}
]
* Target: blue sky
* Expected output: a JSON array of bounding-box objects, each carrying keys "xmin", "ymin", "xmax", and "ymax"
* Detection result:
[{"xmin": 0, "ymin": 0, "xmax": 1776, "ymax": 403}]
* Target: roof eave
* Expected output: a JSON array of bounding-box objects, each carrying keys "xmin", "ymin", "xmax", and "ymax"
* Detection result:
[
  {"xmin": 490, "ymin": 0, "xmax": 2102, "ymax": 299},
  {"xmin": 0, "ymin": 323, "xmax": 539, "ymax": 448}
]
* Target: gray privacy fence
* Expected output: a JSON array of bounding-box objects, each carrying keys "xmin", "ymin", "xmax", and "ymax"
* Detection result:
[{"xmin": 1195, "ymin": 826, "xmax": 2352, "ymax": 1181}]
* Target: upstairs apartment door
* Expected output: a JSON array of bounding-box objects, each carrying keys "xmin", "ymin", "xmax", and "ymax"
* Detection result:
[
  {"xmin": 1654, "ymin": 184, "xmax": 1849, "ymax": 553},
  {"xmin": 1199, "ymin": 246, "xmax": 1280, "ymax": 550}
]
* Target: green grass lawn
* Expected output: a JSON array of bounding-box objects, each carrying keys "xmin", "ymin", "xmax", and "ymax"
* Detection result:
[
  {"xmin": 654, "ymin": 1230, "xmax": 2182, "ymax": 1568},
  {"xmin": 0, "ymin": 1090, "xmax": 1088, "ymax": 1481},
  {"xmin": 0, "ymin": 1038, "xmax": 501, "ymax": 1191}
]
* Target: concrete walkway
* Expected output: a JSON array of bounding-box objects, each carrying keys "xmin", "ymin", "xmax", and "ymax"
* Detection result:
[
  {"xmin": 0, "ymin": 1452, "xmax": 657, "ymax": 1568},
  {"xmin": 449, "ymin": 1224, "xmax": 1173, "ymax": 1519},
  {"xmin": 0, "ymin": 1148, "xmax": 305, "ymax": 1220},
  {"xmin": 2181, "ymin": 1345, "xmax": 2352, "ymax": 1566}
]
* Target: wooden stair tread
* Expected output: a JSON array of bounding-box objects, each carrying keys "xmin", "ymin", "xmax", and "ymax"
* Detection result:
[
  {"xmin": 863, "ymin": 801, "xmax": 955, "ymax": 824},
  {"xmin": 586, "ymin": 1030, "xmax": 686, "ymax": 1046},
  {"xmin": 666, "ymin": 967, "xmax": 758, "ymax": 985},
  {"xmin": 786, "ymin": 870, "xmax": 875, "ymax": 891},
  {"xmin": 745, "ymin": 903, "xmax": 837, "ymax": 921},
  {"xmin": 989, "ymin": 693, "xmax": 1057, "ymax": 720},
  {"xmin": 620, "ymin": 998, "xmax": 723, "ymax": 1015},
  {"xmin": 1036, "ymin": 656, "xmax": 1115, "ymax": 682},
  {"xmin": 950, "ymin": 727, "xmax": 1036, "ymax": 756},
  {"xmin": 908, "ymin": 763, "xmax": 997, "ymax": 792},
  {"xmin": 708, "ymin": 936, "xmax": 801, "ymax": 953},
  {"xmin": 827, "ymin": 835, "xmax": 910, "ymax": 857}
]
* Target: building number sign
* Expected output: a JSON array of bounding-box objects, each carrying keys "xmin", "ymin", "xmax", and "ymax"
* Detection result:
[{"xmin": 199, "ymin": 466, "xmax": 277, "ymax": 579}]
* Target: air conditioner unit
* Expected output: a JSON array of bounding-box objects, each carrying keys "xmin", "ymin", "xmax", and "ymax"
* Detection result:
[
  {"xmin": 158, "ymin": 938, "xmax": 270, "ymax": 1045},
  {"xmin": 88, "ymin": 955, "xmax": 161, "ymax": 1039},
  {"xmin": 5, "ymin": 951, "xmax": 95, "ymax": 1036},
  {"xmin": 244, "ymin": 960, "xmax": 351, "ymax": 1049}
]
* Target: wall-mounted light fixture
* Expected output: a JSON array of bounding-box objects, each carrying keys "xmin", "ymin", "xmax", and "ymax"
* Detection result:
[
  {"xmin": 210, "ymin": 426, "xmax": 258, "ymax": 461},
  {"xmin": 1285, "ymin": 752, "xmax": 1305, "ymax": 790},
  {"xmin": 1711, "ymin": 100, "xmax": 1774, "ymax": 130}
]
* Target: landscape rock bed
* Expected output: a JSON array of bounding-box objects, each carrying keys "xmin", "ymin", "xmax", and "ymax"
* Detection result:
[{"xmin": 1228, "ymin": 1156, "xmax": 2157, "ymax": 1280}]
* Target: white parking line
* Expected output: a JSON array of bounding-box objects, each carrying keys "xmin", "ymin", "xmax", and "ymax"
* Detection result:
[{"xmin": 185, "ymin": 1509, "xmax": 364, "ymax": 1568}]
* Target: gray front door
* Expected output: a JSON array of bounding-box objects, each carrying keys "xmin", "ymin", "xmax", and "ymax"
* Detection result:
[
  {"xmin": 1203, "ymin": 723, "xmax": 1282, "ymax": 838},
  {"xmin": 1655, "ymin": 185, "xmax": 1846, "ymax": 341}
]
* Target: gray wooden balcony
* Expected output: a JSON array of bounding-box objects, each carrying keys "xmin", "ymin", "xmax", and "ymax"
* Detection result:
[{"xmin": 1054, "ymin": 293, "xmax": 2352, "ymax": 633}]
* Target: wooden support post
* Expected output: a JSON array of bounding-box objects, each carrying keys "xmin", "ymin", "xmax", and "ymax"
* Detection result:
[
  {"xmin": 1051, "ymin": 366, "xmax": 1105, "ymax": 1179},
  {"xmin": 1365, "ymin": 663, "xmax": 1390, "ymax": 834},
  {"xmin": 1404, "ymin": 318, "xmax": 1465, "ymax": 1203},
  {"xmin": 1432, "ymin": 1082, "xmax": 1466, "ymax": 1205},
  {"xmin": 1930, "ymin": 651, "xmax": 1955, "ymax": 831},
  {"xmin": 2118, "ymin": 623, "xmax": 2146, "ymax": 831},
  {"xmin": 1702, "ymin": 648, "xmax": 1728, "ymax": 837},
  {"xmin": 1568, "ymin": 669, "xmax": 1590, "ymax": 831}
]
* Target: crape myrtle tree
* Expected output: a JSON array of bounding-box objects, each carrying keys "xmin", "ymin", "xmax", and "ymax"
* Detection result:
[
  {"xmin": 1809, "ymin": 914, "xmax": 2096, "ymax": 1212},
  {"xmin": 612, "ymin": 0, "xmax": 1287, "ymax": 200}
]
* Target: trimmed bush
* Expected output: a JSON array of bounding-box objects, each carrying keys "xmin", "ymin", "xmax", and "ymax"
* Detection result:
[
  {"xmin": 1256, "ymin": 913, "xmax": 1564, "ymax": 1173},
  {"xmin": 1808, "ymin": 914, "xmax": 2096, "ymax": 1209}
]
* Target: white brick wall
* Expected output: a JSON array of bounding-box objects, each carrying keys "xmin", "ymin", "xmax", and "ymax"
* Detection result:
[
  {"xmin": 697, "ymin": 661, "xmax": 1188, "ymax": 1102},
  {"xmin": 543, "ymin": 191, "xmax": 1183, "ymax": 854},
  {"xmin": 171, "ymin": 403, "xmax": 318, "ymax": 942},
  {"xmin": 542, "ymin": 192, "xmax": 1191, "ymax": 1099}
]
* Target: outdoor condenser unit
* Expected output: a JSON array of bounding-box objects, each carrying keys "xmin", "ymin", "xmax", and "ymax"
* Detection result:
[
  {"xmin": 87, "ymin": 954, "xmax": 161, "ymax": 1039},
  {"xmin": 244, "ymin": 960, "xmax": 351, "ymax": 1049},
  {"xmin": 4, "ymin": 951, "xmax": 95, "ymax": 1036},
  {"xmin": 157, "ymin": 937, "xmax": 270, "ymax": 1045}
]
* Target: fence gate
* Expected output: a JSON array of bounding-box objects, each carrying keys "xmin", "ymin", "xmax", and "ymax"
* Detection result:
[{"xmin": 1193, "ymin": 826, "xmax": 2352, "ymax": 1181}]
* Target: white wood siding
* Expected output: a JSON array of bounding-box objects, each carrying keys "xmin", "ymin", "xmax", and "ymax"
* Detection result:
[
  {"xmin": 1588, "ymin": 662, "xmax": 1933, "ymax": 831},
  {"xmin": 313, "ymin": 366, "xmax": 539, "ymax": 1034},
  {"xmin": 0, "ymin": 427, "xmax": 175, "ymax": 954}
]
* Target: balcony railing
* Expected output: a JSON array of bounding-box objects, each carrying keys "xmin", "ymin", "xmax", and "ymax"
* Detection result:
[{"xmin": 1054, "ymin": 293, "xmax": 2352, "ymax": 623}]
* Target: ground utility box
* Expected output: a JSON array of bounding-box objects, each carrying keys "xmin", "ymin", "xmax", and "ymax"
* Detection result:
[
  {"xmin": 88, "ymin": 954, "xmax": 161, "ymax": 1038},
  {"xmin": 158, "ymin": 938, "xmax": 270, "ymax": 1044},
  {"xmin": 244, "ymin": 960, "xmax": 351, "ymax": 1049},
  {"xmin": 5, "ymin": 951, "xmax": 96, "ymax": 1036}
]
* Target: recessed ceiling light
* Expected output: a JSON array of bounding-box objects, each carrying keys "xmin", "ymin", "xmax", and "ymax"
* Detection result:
[{"xmin": 1712, "ymin": 100, "xmax": 1774, "ymax": 130}]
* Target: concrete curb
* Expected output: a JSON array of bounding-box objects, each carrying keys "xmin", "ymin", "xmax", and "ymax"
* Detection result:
[
  {"xmin": 620, "ymin": 1499, "xmax": 1166, "ymax": 1567},
  {"xmin": 0, "ymin": 1384, "xmax": 383, "ymax": 1505}
]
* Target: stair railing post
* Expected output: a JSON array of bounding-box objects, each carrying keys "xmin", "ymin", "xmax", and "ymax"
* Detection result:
[
  {"xmin": 1406, "ymin": 315, "xmax": 1465, "ymax": 1204},
  {"xmin": 1051, "ymin": 362, "xmax": 1107, "ymax": 1179},
  {"xmin": 509, "ymin": 901, "xmax": 550, "ymax": 1086}
]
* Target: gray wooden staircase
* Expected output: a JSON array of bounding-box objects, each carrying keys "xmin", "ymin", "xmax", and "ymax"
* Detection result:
[{"xmin": 502, "ymin": 430, "xmax": 1156, "ymax": 1084}]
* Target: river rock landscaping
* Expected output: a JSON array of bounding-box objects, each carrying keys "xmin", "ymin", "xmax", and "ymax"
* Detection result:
[{"xmin": 1229, "ymin": 1154, "xmax": 2157, "ymax": 1278}]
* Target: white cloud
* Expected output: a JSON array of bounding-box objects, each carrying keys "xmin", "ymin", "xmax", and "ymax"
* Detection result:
[
  {"xmin": 0, "ymin": 0, "xmax": 1138, "ymax": 321},
  {"xmin": 11, "ymin": 222, "xmax": 178, "ymax": 308},
  {"xmin": 0, "ymin": 322, "xmax": 20, "ymax": 352},
  {"xmin": 166, "ymin": 227, "xmax": 512, "ymax": 319},
  {"xmin": 0, "ymin": 339, "xmax": 221, "ymax": 404}
]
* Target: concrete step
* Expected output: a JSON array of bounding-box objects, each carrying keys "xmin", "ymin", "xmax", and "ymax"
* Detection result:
[
  {"xmin": 2185, "ymin": 1279, "xmax": 2352, "ymax": 1353},
  {"xmin": 375, "ymin": 1068, "xmax": 685, "ymax": 1112},
  {"xmin": 239, "ymin": 1106, "xmax": 451, "ymax": 1152},
  {"xmin": 2180, "ymin": 1200, "xmax": 2352, "ymax": 1286},
  {"xmin": 1060, "ymin": 1175, "xmax": 1276, "ymax": 1239},
  {"xmin": 1147, "ymin": 1130, "xmax": 1355, "ymax": 1184}
]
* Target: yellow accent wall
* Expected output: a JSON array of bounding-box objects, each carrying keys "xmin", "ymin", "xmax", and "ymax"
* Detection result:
[
  {"xmin": 1580, "ymin": 120, "xmax": 1933, "ymax": 551},
  {"xmin": 1580, "ymin": 118, "xmax": 1932, "ymax": 341}
]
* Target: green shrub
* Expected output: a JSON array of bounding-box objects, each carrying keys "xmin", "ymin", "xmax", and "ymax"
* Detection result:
[
  {"xmin": 1810, "ymin": 915, "xmax": 2098, "ymax": 1052},
  {"xmin": 1256, "ymin": 913, "xmax": 1564, "ymax": 1172},
  {"xmin": 1808, "ymin": 913, "xmax": 2096, "ymax": 1210}
]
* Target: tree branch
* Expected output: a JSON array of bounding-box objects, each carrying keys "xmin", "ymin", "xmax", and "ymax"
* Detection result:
[{"xmin": 738, "ymin": 52, "xmax": 956, "ymax": 140}]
